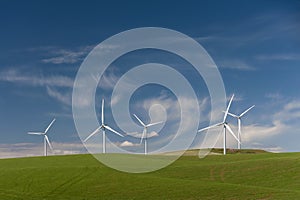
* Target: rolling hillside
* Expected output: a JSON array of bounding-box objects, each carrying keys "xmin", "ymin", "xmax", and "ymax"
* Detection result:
[{"xmin": 0, "ymin": 151, "xmax": 299, "ymax": 199}]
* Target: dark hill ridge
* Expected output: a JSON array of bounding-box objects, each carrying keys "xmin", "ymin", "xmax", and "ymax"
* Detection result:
[{"xmin": 160, "ymin": 148, "xmax": 270, "ymax": 156}]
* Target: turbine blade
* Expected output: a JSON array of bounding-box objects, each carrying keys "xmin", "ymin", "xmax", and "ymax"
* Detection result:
[
  {"xmin": 225, "ymin": 124, "xmax": 240, "ymax": 144},
  {"xmin": 45, "ymin": 118, "xmax": 56, "ymax": 133},
  {"xmin": 91, "ymin": 74, "xmax": 98, "ymax": 82},
  {"xmin": 27, "ymin": 132, "xmax": 44, "ymax": 135},
  {"xmin": 104, "ymin": 125, "xmax": 124, "ymax": 137},
  {"xmin": 101, "ymin": 99, "xmax": 104, "ymax": 125},
  {"xmin": 227, "ymin": 112, "xmax": 239, "ymax": 118},
  {"xmin": 140, "ymin": 128, "xmax": 146, "ymax": 144},
  {"xmin": 44, "ymin": 135, "xmax": 53, "ymax": 150},
  {"xmin": 84, "ymin": 127, "xmax": 100, "ymax": 142},
  {"xmin": 240, "ymin": 105, "xmax": 255, "ymax": 117},
  {"xmin": 223, "ymin": 94, "xmax": 234, "ymax": 122},
  {"xmin": 198, "ymin": 122, "xmax": 223, "ymax": 133},
  {"xmin": 147, "ymin": 121, "xmax": 163, "ymax": 127},
  {"xmin": 133, "ymin": 114, "xmax": 146, "ymax": 127}
]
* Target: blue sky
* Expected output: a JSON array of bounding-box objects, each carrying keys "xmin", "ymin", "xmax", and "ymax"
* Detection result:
[{"xmin": 0, "ymin": 0, "xmax": 300, "ymax": 157}]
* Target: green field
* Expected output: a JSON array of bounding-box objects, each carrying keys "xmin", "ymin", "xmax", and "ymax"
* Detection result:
[{"xmin": 0, "ymin": 150, "xmax": 299, "ymax": 200}]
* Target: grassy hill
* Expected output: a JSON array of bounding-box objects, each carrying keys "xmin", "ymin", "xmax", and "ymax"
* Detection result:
[{"xmin": 0, "ymin": 150, "xmax": 299, "ymax": 199}]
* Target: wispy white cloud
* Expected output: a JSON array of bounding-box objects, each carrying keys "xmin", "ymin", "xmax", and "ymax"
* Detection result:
[
  {"xmin": 241, "ymin": 121, "xmax": 286, "ymax": 142},
  {"xmin": 0, "ymin": 68, "xmax": 80, "ymax": 107},
  {"xmin": 226, "ymin": 93, "xmax": 243, "ymax": 102},
  {"xmin": 265, "ymin": 92, "xmax": 283, "ymax": 100},
  {"xmin": 39, "ymin": 44, "xmax": 119, "ymax": 64},
  {"xmin": 46, "ymin": 86, "xmax": 94, "ymax": 107},
  {"xmin": 0, "ymin": 69, "xmax": 74, "ymax": 87},
  {"xmin": 48, "ymin": 111, "xmax": 73, "ymax": 118},
  {"xmin": 275, "ymin": 100, "xmax": 300, "ymax": 121},
  {"xmin": 225, "ymin": 98, "xmax": 300, "ymax": 151},
  {"xmin": 203, "ymin": 116, "xmax": 286, "ymax": 151},
  {"xmin": 218, "ymin": 60, "xmax": 256, "ymax": 71},
  {"xmin": 126, "ymin": 131, "xmax": 159, "ymax": 139},
  {"xmin": 215, "ymin": 12, "xmax": 299, "ymax": 47},
  {"xmin": 256, "ymin": 53, "xmax": 300, "ymax": 61},
  {"xmin": 41, "ymin": 45, "xmax": 93, "ymax": 64},
  {"xmin": 250, "ymin": 142, "xmax": 284, "ymax": 153},
  {"xmin": 196, "ymin": 93, "xmax": 300, "ymax": 152},
  {"xmin": 193, "ymin": 12, "xmax": 299, "ymax": 73},
  {"xmin": 119, "ymin": 141, "xmax": 140, "ymax": 147},
  {"xmin": 0, "ymin": 142, "xmax": 88, "ymax": 158},
  {"xmin": 46, "ymin": 86, "xmax": 72, "ymax": 106},
  {"xmin": 194, "ymin": 36, "xmax": 218, "ymax": 43},
  {"xmin": 131, "ymin": 94, "xmax": 210, "ymax": 152},
  {"xmin": 98, "ymin": 70, "xmax": 119, "ymax": 90}
]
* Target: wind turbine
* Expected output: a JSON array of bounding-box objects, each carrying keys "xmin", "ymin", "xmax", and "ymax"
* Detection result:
[
  {"xmin": 198, "ymin": 94, "xmax": 240, "ymax": 155},
  {"xmin": 133, "ymin": 114, "xmax": 163, "ymax": 155},
  {"xmin": 227, "ymin": 105, "xmax": 255, "ymax": 149},
  {"xmin": 28, "ymin": 118, "xmax": 56, "ymax": 156},
  {"xmin": 84, "ymin": 99, "xmax": 124, "ymax": 153}
]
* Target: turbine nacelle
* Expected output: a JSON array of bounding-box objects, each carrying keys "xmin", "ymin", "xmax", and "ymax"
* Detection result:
[
  {"xmin": 197, "ymin": 94, "xmax": 240, "ymax": 154},
  {"xmin": 226, "ymin": 105, "xmax": 255, "ymax": 149},
  {"xmin": 133, "ymin": 114, "xmax": 163, "ymax": 154},
  {"xmin": 27, "ymin": 118, "xmax": 56, "ymax": 156},
  {"xmin": 84, "ymin": 99, "xmax": 123, "ymax": 153}
]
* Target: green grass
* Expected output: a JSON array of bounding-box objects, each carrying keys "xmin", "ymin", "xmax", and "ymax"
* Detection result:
[{"xmin": 0, "ymin": 151, "xmax": 299, "ymax": 199}]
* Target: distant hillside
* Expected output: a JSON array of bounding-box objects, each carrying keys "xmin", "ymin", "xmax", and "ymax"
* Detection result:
[
  {"xmin": 0, "ymin": 152, "xmax": 299, "ymax": 199},
  {"xmin": 161, "ymin": 148, "xmax": 270, "ymax": 156},
  {"xmin": 209, "ymin": 148, "xmax": 269, "ymax": 154}
]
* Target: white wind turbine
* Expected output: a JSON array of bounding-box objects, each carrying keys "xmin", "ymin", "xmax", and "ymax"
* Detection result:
[
  {"xmin": 198, "ymin": 94, "xmax": 240, "ymax": 155},
  {"xmin": 227, "ymin": 105, "xmax": 255, "ymax": 149},
  {"xmin": 28, "ymin": 118, "xmax": 56, "ymax": 156},
  {"xmin": 84, "ymin": 99, "xmax": 124, "ymax": 153},
  {"xmin": 133, "ymin": 114, "xmax": 163, "ymax": 155}
]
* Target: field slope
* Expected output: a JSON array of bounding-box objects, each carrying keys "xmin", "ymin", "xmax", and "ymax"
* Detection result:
[{"xmin": 0, "ymin": 151, "xmax": 299, "ymax": 199}]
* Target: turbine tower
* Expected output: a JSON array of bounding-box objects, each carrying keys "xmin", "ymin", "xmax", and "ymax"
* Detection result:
[
  {"xmin": 133, "ymin": 114, "xmax": 163, "ymax": 155},
  {"xmin": 84, "ymin": 99, "xmax": 124, "ymax": 153},
  {"xmin": 198, "ymin": 94, "xmax": 240, "ymax": 155},
  {"xmin": 227, "ymin": 105, "xmax": 255, "ymax": 149},
  {"xmin": 28, "ymin": 118, "xmax": 56, "ymax": 156}
]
